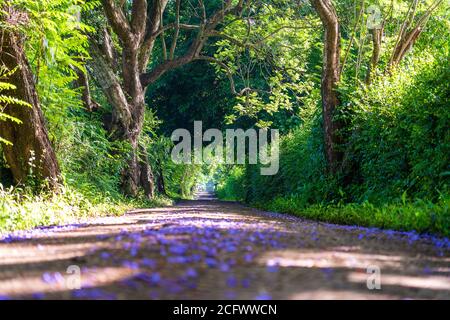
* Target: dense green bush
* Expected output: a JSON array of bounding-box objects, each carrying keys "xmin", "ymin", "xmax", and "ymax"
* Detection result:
[
  {"xmin": 346, "ymin": 53, "xmax": 449, "ymax": 202},
  {"xmin": 0, "ymin": 184, "xmax": 172, "ymax": 234},
  {"xmin": 217, "ymin": 49, "xmax": 450, "ymax": 236},
  {"xmin": 263, "ymin": 195, "xmax": 449, "ymax": 237},
  {"xmin": 215, "ymin": 166, "xmax": 246, "ymax": 201}
]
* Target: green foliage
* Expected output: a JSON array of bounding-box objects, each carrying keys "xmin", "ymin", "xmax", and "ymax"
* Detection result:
[
  {"xmin": 217, "ymin": 42, "xmax": 450, "ymax": 236},
  {"xmin": 0, "ymin": 183, "xmax": 172, "ymax": 234},
  {"xmin": 264, "ymin": 195, "xmax": 450, "ymax": 237},
  {"xmin": 0, "ymin": 0, "xmax": 173, "ymax": 233},
  {"xmin": 59, "ymin": 111, "xmax": 132, "ymax": 197},
  {"xmin": 213, "ymin": 3, "xmax": 320, "ymax": 128},
  {"xmin": 344, "ymin": 51, "xmax": 450, "ymax": 202},
  {"xmin": 215, "ymin": 165, "xmax": 246, "ymax": 201},
  {"xmin": 1, "ymin": 0, "xmax": 449, "ymax": 237},
  {"xmin": 0, "ymin": 66, "xmax": 31, "ymax": 145},
  {"xmin": 146, "ymin": 61, "xmax": 235, "ymax": 136}
]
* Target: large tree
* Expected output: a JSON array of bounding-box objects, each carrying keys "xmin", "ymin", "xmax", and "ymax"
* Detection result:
[
  {"xmin": 311, "ymin": 0, "xmax": 343, "ymax": 173},
  {"xmin": 0, "ymin": 10, "xmax": 60, "ymax": 189},
  {"xmin": 88, "ymin": 0, "xmax": 246, "ymax": 198}
]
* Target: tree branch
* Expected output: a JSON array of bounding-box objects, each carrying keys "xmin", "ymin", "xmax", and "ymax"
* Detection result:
[
  {"xmin": 169, "ymin": 0, "xmax": 181, "ymax": 60},
  {"xmin": 138, "ymin": 0, "xmax": 169, "ymax": 71},
  {"xmin": 101, "ymin": 0, "xmax": 134, "ymax": 44},
  {"xmin": 131, "ymin": 0, "xmax": 148, "ymax": 40},
  {"xmin": 88, "ymin": 39, "xmax": 132, "ymax": 130},
  {"xmin": 140, "ymin": 0, "xmax": 247, "ymax": 87},
  {"xmin": 195, "ymin": 55, "xmax": 251, "ymax": 96}
]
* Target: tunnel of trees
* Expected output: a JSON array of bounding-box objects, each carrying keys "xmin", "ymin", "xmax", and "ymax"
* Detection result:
[{"xmin": 0, "ymin": 0, "xmax": 448, "ymax": 236}]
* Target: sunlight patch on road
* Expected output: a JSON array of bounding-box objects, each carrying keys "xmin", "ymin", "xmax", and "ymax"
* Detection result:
[
  {"xmin": 289, "ymin": 289, "xmax": 393, "ymax": 300},
  {"xmin": 0, "ymin": 267, "xmax": 137, "ymax": 297},
  {"xmin": 347, "ymin": 272, "xmax": 450, "ymax": 291},
  {"xmin": 0, "ymin": 242, "xmax": 109, "ymax": 265},
  {"xmin": 258, "ymin": 249, "xmax": 404, "ymax": 269}
]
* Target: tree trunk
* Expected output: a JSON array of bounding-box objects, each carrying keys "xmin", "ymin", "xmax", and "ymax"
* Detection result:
[
  {"xmin": 155, "ymin": 160, "xmax": 167, "ymax": 196},
  {"xmin": 390, "ymin": 27, "xmax": 422, "ymax": 67},
  {"xmin": 121, "ymin": 140, "xmax": 140, "ymax": 197},
  {"xmin": 0, "ymin": 29, "xmax": 60, "ymax": 189},
  {"xmin": 74, "ymin": 65, "xmax": 99, "ymax": 112},
  {"xmin": 88, "ymin": 0, "xmax": 244, "ymax": 198},
  {"xmin": 89, "ymin": 41, "xmax": 154, "ymax": 198},
  {"xmin": 387, "ymin": 0, "xmax": 442, "ymax": 70},
  {"xmin": 365, "ymin": 28, "xmax": 382, "ymax": 85},
  {"xmin": 311, "ymin": 0, "xmax": 343, "ymax": 173},
  {"xmin": 139, "ymin": 145, "xmax": 155, "ymax": 199}
]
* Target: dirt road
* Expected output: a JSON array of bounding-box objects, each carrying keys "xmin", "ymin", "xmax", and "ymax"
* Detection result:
[{"xmin": 0, "ymin": 192, "xmax": 449, "ymax": 299}]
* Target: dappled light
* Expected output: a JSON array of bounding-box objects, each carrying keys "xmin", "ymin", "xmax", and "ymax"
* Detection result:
[
  {"xmin": 347, "ymin": 273, "xmax": 450, "ymax": 291},
  {"xmin": 0, "ymin": 194, "xmax": 448, "ymax": 300},
  {"xmin": 0, "ymin": 0, "xmax": 449, "ymax": 302}
]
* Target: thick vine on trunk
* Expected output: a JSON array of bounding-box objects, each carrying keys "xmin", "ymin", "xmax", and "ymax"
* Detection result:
[
  {"xmin": 0, "ymin": 28, "xmax": 61, "ymax": 189},
  {"xmin": 311, "ymin": 0, "xmax": 343, "ymax": 173}
]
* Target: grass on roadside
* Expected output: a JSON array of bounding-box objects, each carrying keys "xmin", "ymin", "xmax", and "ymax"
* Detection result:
[
  {"xmin": 0, "ymin": 184, "xmax": 173, "ymax": 234},
  {"xmin": 251, "ymin": 195, "xmax": 450, "ymax": 237}
]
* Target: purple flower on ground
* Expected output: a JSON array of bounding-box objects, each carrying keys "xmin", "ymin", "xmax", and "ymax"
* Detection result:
[
  {"xmin": 225, "ymin": 244, "xmax": 237, "ymax": 253},
  {"xmin": 149, "ymin": 291, "xmax": 159, "ymax": 300},
  {"xmin": 226, "ymin": 275, "xmax": 238, "ymax": 288},
  {"xmin": 185, "ymin": 267, "xmax": 198, "ymax": 278},
  {"xmin": 150, "ymin": 273, "xmax": 161, "ymax": 285},
  {"xmin": 122, "ymin": 260, "xmax": 139, "ymax": 270},
  {"xmin": 100, "ymin": 252, "xmax": 111, "ymax": 260},
  {"xmin": 321, "ymin": 267, "xmax": 334, "ymax": 279},
  {"xmin": 41, "ymin": 272, "xmax": 64, "ymax": 284},
  {"xmin": 241, "ymin": 278, "xmax": 251, "ymax": 288},
  {"xmin": 219, "ymin": 263, "xmax": 231, "ymax": 272},
  {"xmin": 225, "ymin": 291, "xmax": 237, "ymax": 299},
  {"xmin": 31, "ymin": 293, "xmax": 45, "ymax": 300},
  {"xmin": 227, "ymin": 258, "xmax": 237, "ymax": 266},
  {"xmin": 191, "ymin": 254, "xmax": 202, "ymax": 262},
  {"xmin": 269, "ymin": 240, "xmax": 280, "ymax": 248},
  {"xmin": 157, "ymin": 237, "xmax": 171, "ymax": 245},
  {"xmin": 132, "ymin": 272, "xmax": 149, "ymax": 281},
  {"xmin": 164, "ymin": 279, "xmax": 183, "ymax": 294},
  {"xmin": 167, "ymin": 256, "xmax": 189, "ymax": 264},
  {"xmin": 141, "ymin": 258, "xmax": 156, "ymax": 269},
  {"xmin": 423, "ymin": 266, "xmax": 432, "ymax": 274},
  {"xmin": 121, "ymin": 279, "xmax": 138, "ymax": 288},
  {"xmin": 205, "ymin": 257, "xmax": 217, "ymax": 268},
  {"xmin": 169, "ymin": 244, "xmax": 189, "ymax": 255},
  {"xmin": 266, "ymin": 263, "xmax": 279, "ymax": 273},
  {"xmin": 255, "ymin": 292, "xmax": 272, "ymax": 300},
  {"xmin": 205, "ymin": 247, "xmax": 218, "ymax": 257},
  {"xmin": 72, "ymin": 289, "xmax": 116, "ymax": 300},
  {"xmin": 408, "ymin": 234, "xmax": 419, "ymax": 245},
  {"xmin": 243, "ymin": 253, "xmax": 254, "ymax": 263},
  {"xmin": 130, "ymin": 247, "xmax": 139, "ymax": 257},
  {"xmin": 185, "ymin": 280, "xmax": 197, "ymax": 290}
]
